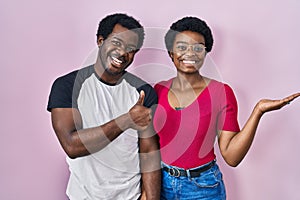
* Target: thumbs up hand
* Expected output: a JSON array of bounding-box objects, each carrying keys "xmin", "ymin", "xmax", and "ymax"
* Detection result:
[
  {"xmin": 136, "ymin": 90, "xmax": 145, "ymax": 106},
  {"xmin": 128, "ymin": 90, "xmax": 152, "ymax": 131}
]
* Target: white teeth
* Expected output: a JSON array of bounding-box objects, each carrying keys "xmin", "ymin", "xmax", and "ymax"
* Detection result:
[
  {"xmin": 111, "ymin": 56, "xmax": 122, "ymax": 64},
  {"xmin": 182, "ymin": 60, "xmax": 196, "ymax": 64}
]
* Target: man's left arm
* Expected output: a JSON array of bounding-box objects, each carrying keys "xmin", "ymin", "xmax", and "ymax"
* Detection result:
[{"xmin": 139, "ymin": 123, "xmax": 161, "ymax": 200}]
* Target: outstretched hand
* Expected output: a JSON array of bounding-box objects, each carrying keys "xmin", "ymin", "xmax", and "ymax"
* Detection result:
[{"xmin": 256, "ymin": 92, "xmax": 300, "ymax": 115}]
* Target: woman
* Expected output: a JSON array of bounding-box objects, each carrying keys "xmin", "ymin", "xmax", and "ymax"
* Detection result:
[{"xmin": 152, "ymin": 16, "xmax": 300, "ymax": 199}]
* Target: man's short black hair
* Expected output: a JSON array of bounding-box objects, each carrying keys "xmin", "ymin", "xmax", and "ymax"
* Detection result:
[
  {"xmin": 165, "ymin": 16, "xmax": 214, "ymax": 54},
  {"xmin": 96, "ymin": 13, "xmax": 145, "ymax": 50}
]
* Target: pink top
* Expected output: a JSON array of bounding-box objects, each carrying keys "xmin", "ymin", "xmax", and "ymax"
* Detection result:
[{"xmin": 153, "ymin": 79, "xmax": 240, "ymax": 169}]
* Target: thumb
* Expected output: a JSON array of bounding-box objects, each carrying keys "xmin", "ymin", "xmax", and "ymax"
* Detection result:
[{"xmin": 136, "ymin": 90, "xmax": 145, "ymax": 105}]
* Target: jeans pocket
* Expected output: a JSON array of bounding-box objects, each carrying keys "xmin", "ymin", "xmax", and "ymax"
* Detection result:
[{"xmin": 190, "ymin": 168, "xmax": 221, "ymax": 188}]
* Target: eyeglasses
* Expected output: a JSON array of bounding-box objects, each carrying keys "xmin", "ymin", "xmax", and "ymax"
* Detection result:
[{"xmin": 174, "ymin": 43, "xmax": 206, "ymax": 54}]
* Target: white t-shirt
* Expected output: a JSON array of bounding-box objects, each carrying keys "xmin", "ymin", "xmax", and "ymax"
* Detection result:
[{"xmin": 47, "ymin": 65, "xmax": 158, "ymax": 200}]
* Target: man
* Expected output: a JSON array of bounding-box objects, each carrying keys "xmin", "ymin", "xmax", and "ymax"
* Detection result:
[{"xmin": 47, "ymin": 13, "xmax": 161, "ymax": 200}]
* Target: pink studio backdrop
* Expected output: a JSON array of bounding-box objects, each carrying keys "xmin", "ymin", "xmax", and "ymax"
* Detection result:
[{"xmin": 1, "ymin": 0, "xmax": 300, "ymax": 199}]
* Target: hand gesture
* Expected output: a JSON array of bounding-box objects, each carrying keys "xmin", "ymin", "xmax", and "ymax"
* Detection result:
[
  {"xmin": 128, "ymin": 90, "xmax": 152, "ymax": 131},
  {"xmin": 256, "ymin": 92, "xmax": 300, "ymax": 115}
]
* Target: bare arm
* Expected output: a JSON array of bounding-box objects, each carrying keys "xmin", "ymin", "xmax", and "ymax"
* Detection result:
[
  {"xmin": 218, "ymin": 93, "xmax": 300, "ymax": 167},
  {"xmin": 51, "ymin": 91, "xmax": 152, "ymax": 159},
  {"xmin": 139, "ymin": 123, "xmax": 161, "ymax": 200}
]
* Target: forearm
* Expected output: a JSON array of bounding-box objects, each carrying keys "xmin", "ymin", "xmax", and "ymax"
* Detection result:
[
  {"xmin": 140, "ymin": 150, "xmax": 161, "ymax": 199},
  {"xmin": 56, "ymin": 113, "xmax": 131, "ymax": 158},
  {"xmin": 139, "ymin": 130, "xmax": 161, "ymax": 199},
  {"xmin": 220, "ymin": 92, "xmax": 300, "ymax": 167},
  {"xmin": 222, "ymin": 105, "xmax": 263, "ymax": 166},
  {"xmin": 86, "ymin": 117, "xmax": 130, "ymax": 152},
  {"xmin": 141, "ymin": 169, "xmax": 161, "ymax": 200}
]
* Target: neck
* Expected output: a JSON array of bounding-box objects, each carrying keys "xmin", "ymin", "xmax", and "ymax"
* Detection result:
[
  {"xmin": 94, "ymin": 54, "xmax": 123, "ymax": 85},
  {"xmin": 173, "ymin": 71, "xmax": 204, "ymax": 90}
]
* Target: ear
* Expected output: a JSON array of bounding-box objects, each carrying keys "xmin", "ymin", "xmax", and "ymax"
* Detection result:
[
  {"xmin": 97, "ymin": 37, "xmax": 104, "ymax": 47},
  {"xmin": 169, "ymin": 51, "xmax": 174, "ymax": 61}
]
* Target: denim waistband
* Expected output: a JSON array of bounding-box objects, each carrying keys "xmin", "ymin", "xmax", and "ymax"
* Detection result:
[{"xmin": 161, "ymin": 160, "xmax": 216, "ymax": 178}]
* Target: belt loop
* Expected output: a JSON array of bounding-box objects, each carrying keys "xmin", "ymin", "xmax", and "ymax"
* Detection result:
[{"xmin": 186, "ymin": 169, "xmax": 191, "ymax": 178}]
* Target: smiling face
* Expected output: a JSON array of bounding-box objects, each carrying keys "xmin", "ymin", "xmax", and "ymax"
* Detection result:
[
  {"xmin": 97, "ymin": 24, "xmax": 139, "ymax": 77},
  {"xmin": 171, "ymin": 31, "xmax": 206, "ymax": 74}
]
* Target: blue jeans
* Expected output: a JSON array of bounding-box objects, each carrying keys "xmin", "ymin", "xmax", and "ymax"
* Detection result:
[{"xmin": 161, "ymin": 161, "xmax": 226, "ymax": 200}]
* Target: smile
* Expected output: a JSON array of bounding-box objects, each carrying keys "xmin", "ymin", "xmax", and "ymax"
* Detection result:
[
  {"xmin": 111, "ymin": 56, "xmax": 124, "ymax": 65},
  {"xmin": 182, "ymin": 60, "xmax": 197, "ymax": 64}
]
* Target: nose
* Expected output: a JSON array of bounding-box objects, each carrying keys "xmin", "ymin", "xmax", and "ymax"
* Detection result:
[
  {"xmin": 185, "ymin": 45, "xmax": 195, "ymax": 55},
  {"xmin": 116, "ymin": 46, "xmax": 127, "ymax": 56}
]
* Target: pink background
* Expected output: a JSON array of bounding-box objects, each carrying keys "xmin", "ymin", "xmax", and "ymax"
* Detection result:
[{"xmin": 1, "ymin": 0, "xmax": 300, "ymax": 199}]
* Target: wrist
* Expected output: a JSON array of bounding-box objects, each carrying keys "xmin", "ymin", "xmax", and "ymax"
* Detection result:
[
  {"xmin": 115, "ymin": 113, "xmax": 131, "ymax": 131},
  {"xmin": 254, "ymin": 103, "xmax": 264, "ymax": 117}
]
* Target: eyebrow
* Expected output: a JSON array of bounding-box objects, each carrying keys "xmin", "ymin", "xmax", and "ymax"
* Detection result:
[{"xmin": 175, "ymin": 41, "xmax": 205, "ymax": 45}]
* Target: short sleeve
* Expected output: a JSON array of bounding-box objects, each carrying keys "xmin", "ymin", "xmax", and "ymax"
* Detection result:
[
  {"xmin": 217, "ymin": 84, "xmax": 240, "ymax": 132},
  {"xmin": 47, "ymin": 71, "xmax": 77, "ymax": 112},
  {"xmin": 137, "ymin": 84, "xmax": 158, "ymax": 108}
]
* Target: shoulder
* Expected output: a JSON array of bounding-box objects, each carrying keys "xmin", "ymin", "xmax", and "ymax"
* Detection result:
[
  {"xmin": 47, "ymin": 66, "xmax": 94, "ymax": 111},
  {"xmin": 208, "ymin": 79, "xmax": 235, "ymax": 93},
  {"xmin": 154, "ymin": 79, "xmax": 173, "ymax": 92},
  {"xmin": 52, "ymin": 65, "xmax": 97, "ymax": 91},
  {"xmin": 47, "ymin": 70, "xmax": 79, "ymax": 112},
  {"xmin": 52, "ymin": 65, "xmax": 94, "ymax": 84},
  {"xmin": 122, "ymin": 72, "xmax": 153, "ymax": 91},
  {"xmin": 122, "ymin": 72, "xmax": 148, "ymax": 86},
  {"xmin": 123, "ymin": 72, "xmax": 158, "ymax": 107},
  {"xmin": 50, "ymin": 70, "xmax": 79, "ymax": 94},
  {"xmin": 209, "ymin": 80, "xmax": 238, "ymax": 108},
  {"xmin": 54, "ymin": 70, "xmax": 78, "ymax": 84}
]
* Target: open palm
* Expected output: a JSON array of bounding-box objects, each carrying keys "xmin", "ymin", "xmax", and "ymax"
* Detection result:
[{"xmin": 257, "ymin": 93, "xmax": 300, "ymax": 114}]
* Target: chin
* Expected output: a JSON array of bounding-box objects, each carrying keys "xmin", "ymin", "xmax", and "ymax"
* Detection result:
[
  {"xmin": 105, "ymin": 68, "xmax": 123, "ymax": 75},
  {"xmin": 179, "ymin": 66, "xmax": 198, "ymax": 72}
]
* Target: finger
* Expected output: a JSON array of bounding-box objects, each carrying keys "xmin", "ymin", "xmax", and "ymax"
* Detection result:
[
  {"xmin": 289, "ymin": 93, "xmax": 300, "ymax": 101},
  {"xmin": 282, "ymin": 92, "xmax": 300, "ymax": 104},
  {"xmin": 136, "ymin": 90, "xmax": 145, "ymax": 105},
  {"xmin": 149, "ymin": 110, "xmax": 152, "ymax": 120}
]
